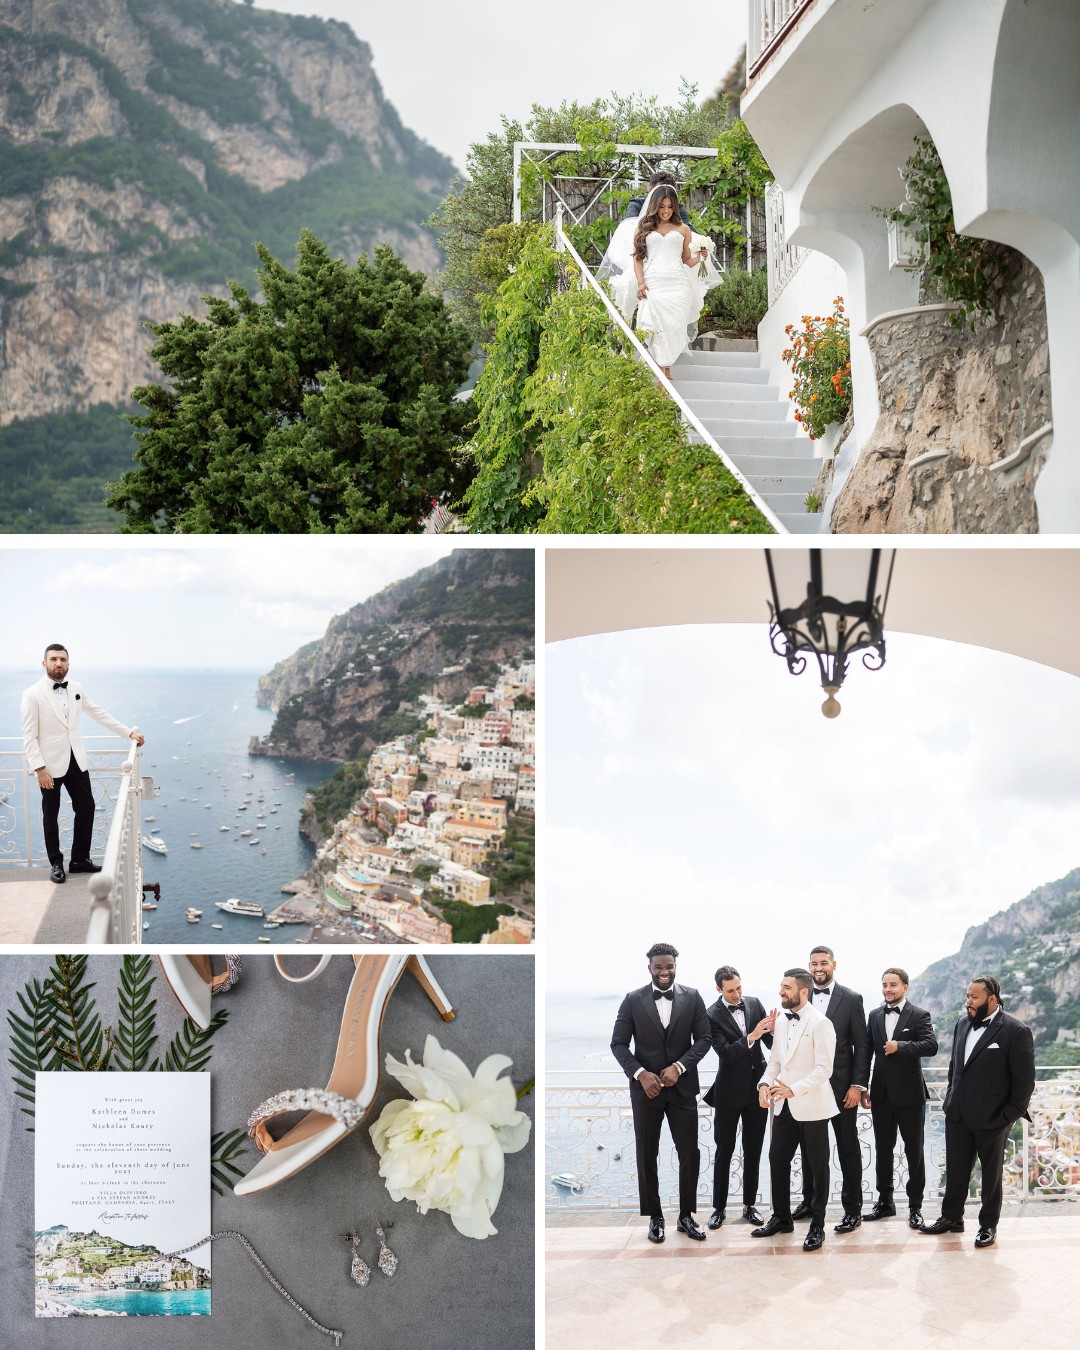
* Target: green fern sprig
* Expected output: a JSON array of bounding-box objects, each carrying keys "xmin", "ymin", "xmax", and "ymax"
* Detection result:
[
  {"xmin": 6, "ymin": 978, "xmax": 65, "ymax": 1130},
  {"xmin": 106, "ymin": 955, "xmax": 159, "ymax": 1072},
  {"xmin": 46, "ymin": 955, "xmax": 111, "ymax": 1072},
  {"xmin": 153, "ymin": 1007, "xmax": 229, "ymax": 1072},
  {"xmin": 211, "ymin": 1128, "xmax": 250, "ymax": 1195}
]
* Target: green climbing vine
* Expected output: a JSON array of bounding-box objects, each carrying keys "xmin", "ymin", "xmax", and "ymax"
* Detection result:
[
  {"xmin": 876, "ymin": 136, "xmax": 1008, "ymax": 327},
  {"xmin": 460, "ymin": 225, "xmax": 772, "ymax": 534}
]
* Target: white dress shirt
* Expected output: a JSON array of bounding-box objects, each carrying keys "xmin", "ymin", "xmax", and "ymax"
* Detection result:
[{"xmin": 964, "ymin": 1007, "xmax": 1000, "ymax": 1063}]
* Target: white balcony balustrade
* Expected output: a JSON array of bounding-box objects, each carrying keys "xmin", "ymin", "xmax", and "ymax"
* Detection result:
[{"xmin": 547, "ymin": 1068, "xmax": 1080, "ymax": 1211}]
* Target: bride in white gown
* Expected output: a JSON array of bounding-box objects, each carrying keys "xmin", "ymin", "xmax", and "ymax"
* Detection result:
[{"xmin": 601, "ymin": 184, "xmax": 722, "ymax": 380}]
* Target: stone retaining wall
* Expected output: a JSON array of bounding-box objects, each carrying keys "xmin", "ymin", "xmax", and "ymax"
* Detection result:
[{"xmin": 831, "ymin": 249, "xmax": 1051, "ymax": 533}]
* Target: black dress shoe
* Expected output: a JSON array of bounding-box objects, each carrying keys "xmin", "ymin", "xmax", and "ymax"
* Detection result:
[
  {"xmin": 647, "ymin": 1217, "xmax": 665, "ymax": 1243},
  {"xmin": 908, "ymin": 1209, "xmax": 924, "ymax": 1230},
  {"xmin": 49, "ymin": 862, "xmax": 66, "ymax": 884},
  {"xmin": 974, "ymin": 1226, "xmax": 996, "ymax": 1248},
  {"xmin": 707, "ymin": 1210, "xmax": 724, "ymax": 1230},
  {"xmin": 919, "ymin": 1217, "xmax": 964, "ymax": 1234},
  {"xmin": 803, "ymin": 1224, "xmax": 825, "ymax": 1251},
  {"xmin": 677, "ymin": 1214, "xmax": 706, "ymax": 1241},
  {"xmin": 743, "ymin": 1205, "xmax": 764, "ymax": 1226},
  {"xmin": 834, "ymin": 1213, "xmax": 862, "ymax": 1234},
  {"xmin": 864, "ymin": 1200, "xmax": 897, "ymax": 1221},
  {"xmin": 751, "ymin": 1216, "xmax": 794, "ymax": 1238},
  {"xmin": 791, "ymin": 1200, "xmax": 813, "ymax": 1220},
  {"xmin": 68, "ymin": 859, "xmax": 102, "ymax": 874}
]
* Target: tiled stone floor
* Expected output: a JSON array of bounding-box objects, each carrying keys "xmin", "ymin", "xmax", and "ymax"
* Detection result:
[{"xmin": 546, "ymin": 1207, "xmax": 1080, "ymax": 1347}]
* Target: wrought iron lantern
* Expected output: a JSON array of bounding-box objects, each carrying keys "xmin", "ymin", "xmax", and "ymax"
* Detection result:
[{"xmin": 765, "ymin": 549, "xmax": 895, "ymax": 717}]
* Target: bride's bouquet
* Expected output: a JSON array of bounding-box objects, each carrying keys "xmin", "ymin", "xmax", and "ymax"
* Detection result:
[{"xmin": 688, "ymin": 231, "xmax": 714, "ymax": 277}]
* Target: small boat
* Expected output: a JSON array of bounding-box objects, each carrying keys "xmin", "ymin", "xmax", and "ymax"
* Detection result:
[
  {"xmin": 240, "ymin": 830, "xmax": 252, "ymax": 837},
  {"xmin": 550, "ymin": 1172, "xmax": 586, "ymax": 1193},
  {"xmin": 257, "ymin": 936, "xmax": 271, "ymax": 943},
  {"xmin": 256, "ymin": 823, "xmax": 266, "ymax": 830},
  {"xmin": 219, "ymin": 826, "xmax": 230, "ymax": 832},
  {"xmin": 186, "ymin": 914, "xmax": 200, "ymax": 923},
  {"xmin": 215, "ymin": 898, "xmax": 265, "ymax": 917},
  {"xmin": 186, "ymin": 907, "xmax": 202, "ymax": 916},
  {"xmin": 191, "ymin": 842, "xmax": 203, "ymax": 849},
  {"xmin": 145, "ymin": 815, "xmax": 156, "ymax": 822},
  {"xmin": 211, "ymin": 923, "xmax": 224, "ymax": 930},
  {"xmin": 263, "ymin": 921, "xmax": 282, "ymax": 929},
  {"xmin": 248, "ymin": 838, "xmax": 259, "ymax": 845},
  {"xmin": 241, "ymin": 772, "xmax": 254, "ymax": 779},
  {"xmin": 142, "ymin": 902, "xmax": 158, "ymax": 911},
  {"xmin": 142, "ymin": 922, "xmax": 149, "ymax": 931},
  {"xmin": 142, "ymin": 834, "xmax": 168, "ymax": 855}
]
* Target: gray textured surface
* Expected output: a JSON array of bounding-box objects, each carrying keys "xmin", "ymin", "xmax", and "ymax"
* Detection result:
[{"xmin": 0, "ymin": 952, "xmax": 535, "ymax": 1348}]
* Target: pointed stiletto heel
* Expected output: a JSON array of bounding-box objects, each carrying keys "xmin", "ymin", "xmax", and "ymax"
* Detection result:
[
  {"xmin": 158, "ymin": 955, "xmax": 242, "ymax": 1030},
  {"xmin": 234, "ymin": 954, "xmax": 456, "ymax": 1196},
  {"xmin": 406, "ymin": 954, "xmax": 456, "ymax": 1021}
]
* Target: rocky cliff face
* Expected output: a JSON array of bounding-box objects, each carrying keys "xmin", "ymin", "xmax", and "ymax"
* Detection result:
[
  {"xmin": 913, "ymin": 867, "xmax": 1080, "ymax": 1056},
  {"xmin": 253, "ymin": 549, "xmax": 534, "ymax": 763},
  {"xmin": 831, "ymin": 249, "xmax": 1051, "ymax": 533},
  {"xmin": 0, "ymin": 0, "xmax": 454, "ymax": 424}
]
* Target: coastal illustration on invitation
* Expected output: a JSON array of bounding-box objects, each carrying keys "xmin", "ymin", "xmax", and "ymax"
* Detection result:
[{"xmin": 34, "ymin": 1073, "xmax": 210, "ymax": 1318}]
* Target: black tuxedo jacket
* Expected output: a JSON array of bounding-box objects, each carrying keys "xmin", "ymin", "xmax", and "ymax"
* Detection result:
[
  {"xmin": 611, "ymin": 982, "xmax": 711, "ymax": 1102},
  {"xmin": 943, "ymin": 1010, "xmax": 1035, "ymax": 1131},
  {"xmin": 814, "ymin": 982, "xmax": 871, "ymax": 1095},
  {"xmin": 866, "ymin": 1001, "xmax": 937, "ymax": 1108},
  {"xmin": 702, "ymin": 994, "xmax": 772, "ymax": 1110}
]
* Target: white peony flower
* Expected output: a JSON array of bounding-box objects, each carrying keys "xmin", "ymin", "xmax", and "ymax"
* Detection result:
[{"xmin": 369, "ymin": 1034, "xmax": 532, "ymax": 1239}]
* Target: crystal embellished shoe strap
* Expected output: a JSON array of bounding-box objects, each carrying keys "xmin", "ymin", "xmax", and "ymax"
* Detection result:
[
  {"xmin": 211, "ymin": 955, "xmax": 243, "ymax": 996},
  {"xmin": 161, "ymin": 1231, "xmax": 343, "ymax": 1344},
  {"xmin": 247, "ymin": 1087, "xmax": 367, "ymax": 1154}
]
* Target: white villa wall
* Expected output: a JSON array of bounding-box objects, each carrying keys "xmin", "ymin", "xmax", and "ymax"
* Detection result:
[{"xmin": 758, "ymin": 249, "xmax": 848, "ymax": 451}]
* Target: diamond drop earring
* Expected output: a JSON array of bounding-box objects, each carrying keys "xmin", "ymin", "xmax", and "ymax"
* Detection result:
[
  {"xmin": 375, "ymin": 1221, "xmax": 398, "ymax": 1278},
  {"xmin": 342, "ymin": 1230, "xmax": 370, "ymax": 1287}
]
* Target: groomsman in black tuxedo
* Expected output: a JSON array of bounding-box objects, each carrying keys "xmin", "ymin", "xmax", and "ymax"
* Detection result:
[
  {"xmin": 703, "ymin": 965, "xmax": 774, "ymax": 1229},
  {"xmin": 861, "ymin": 967, "xmax": 937, "ymax": 1229},
  {"xmin": 921, "ymin": 975, "xmax": 1035, "ymax": 1249},
  {"xmin": 611, "ymin": 942, "xmax": 712, "ymax": 1244},
  {"xmin": 793, "ymin": 945, "xmax": 870, "ymax": 1232}
]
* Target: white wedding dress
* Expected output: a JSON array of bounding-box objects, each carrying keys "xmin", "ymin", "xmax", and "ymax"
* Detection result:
[{"xmin": 600, "ymin": 221, "xmax": 723, "ymax": 368}]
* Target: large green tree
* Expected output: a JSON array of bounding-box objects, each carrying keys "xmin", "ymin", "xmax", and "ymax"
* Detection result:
[{"xmin": 106, "ymin": 231, "xmax": 473, "ymax": 533}]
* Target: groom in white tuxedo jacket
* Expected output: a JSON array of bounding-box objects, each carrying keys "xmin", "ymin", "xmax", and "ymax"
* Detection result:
[
  {"xmin": 20, "ymin": 644, "xmax": 144, "ymax": 884},
  {"xmin": 752, "ymin": 967, "xmax": 838, "ymax": 1251}
]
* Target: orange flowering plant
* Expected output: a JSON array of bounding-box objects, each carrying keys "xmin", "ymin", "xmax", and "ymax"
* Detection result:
[{"xmin": 781, "ymin": 298, "xmax": 851, "ymax": 441}]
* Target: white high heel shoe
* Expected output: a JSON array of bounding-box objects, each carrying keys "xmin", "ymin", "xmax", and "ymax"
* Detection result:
[
  {"xmin": 233, "ymin": 954, "xmax": 455, "ymax": 1196},
  {"xmin": 158, "ymin": 955, "xmax": 242, "ymax": 1030}
]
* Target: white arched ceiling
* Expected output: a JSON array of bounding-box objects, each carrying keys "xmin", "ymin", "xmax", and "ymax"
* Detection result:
[{"xmin": 546, "ymin": 547, "xmax": 1080, "ymax": 680}]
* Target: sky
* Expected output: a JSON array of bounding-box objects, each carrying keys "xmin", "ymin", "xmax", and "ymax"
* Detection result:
[
  {"xmin": 547, "ymin": 623, "xmax": 1080, "ymax": 1011},
  {"xmin": 254, "ymin": 1, "xmax": 747, "ymax": 173},
  {"xmin": 0, "ymin": 538, "xmax": 455, "ymax": 673}
]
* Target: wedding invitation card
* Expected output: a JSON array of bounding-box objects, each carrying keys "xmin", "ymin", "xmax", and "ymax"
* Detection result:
[{"xmin": 34, "ymin": 1073, "xmax": 211, "ymax": 1318}]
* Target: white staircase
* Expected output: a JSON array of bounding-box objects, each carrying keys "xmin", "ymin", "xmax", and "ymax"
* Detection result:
[{"xmin": 671, "ymin": 347, "xmax": 824, "ymax": 534}]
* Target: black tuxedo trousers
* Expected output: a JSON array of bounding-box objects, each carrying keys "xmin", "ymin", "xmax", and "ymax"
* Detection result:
[
  {"xmin": 871, "ymin": 1097, "xmax": 927, "ymax": 1207},
  {"xmin": 801, "ymin": 1092, "xmax": 863, "ymax": 1214},
  {"xmin": 771, "ymin": 1103, "xmax": 830, "ymax": 1226},
  {"xmin": 711, "ymin": 1101, "xmax": 767, "ymax": 1210},
  {"xmin": 39, "ymin": 752, "xmax": 96, "ymax": 865},
  {"xmin": 631, "ymin": 1087, "xmax": 700, "ymax": 1218}
]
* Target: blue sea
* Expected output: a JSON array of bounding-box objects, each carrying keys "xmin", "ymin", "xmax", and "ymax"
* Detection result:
[
  {"xmin": 52, "ymin": 1288, "xmax": 211, "ymax": 1316},
  {"xmin": 1, "ymin": 669, "xmax": 336, "ymax": 941}
]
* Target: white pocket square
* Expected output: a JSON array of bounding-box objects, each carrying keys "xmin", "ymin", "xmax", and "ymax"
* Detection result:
[{"xmin": 986, "ymin": 1045, "xmax": 1001, "ymax": 1051}]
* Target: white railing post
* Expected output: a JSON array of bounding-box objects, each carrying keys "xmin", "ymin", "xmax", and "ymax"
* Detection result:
[{"xmin": 84, "ymin": 738, "xmax": 147, "ymax": 945}]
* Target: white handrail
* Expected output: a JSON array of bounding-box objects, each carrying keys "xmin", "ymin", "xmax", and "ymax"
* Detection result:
[
  {"xmin": 86, "ymin": 738, "xmax": 147, "ymax": 945},
  {"xmin": 552, "ymin": 207, "xmax": 784, "ymax": 533}
]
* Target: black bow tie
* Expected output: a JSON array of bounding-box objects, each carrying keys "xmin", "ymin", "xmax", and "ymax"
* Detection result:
[
  {"xmin": 969, "ymin": 1013, "xmax": 993, "ymax": 1030},
  {"xmin": 53, "ymin": 681, "xmax": 68, "ymax": 690},
  {"xmin": 653, "ymin": 988, "xmax": 673, "ymax": 1001},
  {"xmin": 814, "ymin": 987, "xmax": 831, "ymax": 996},
  {"xmin": 728, "ymin": 1002, "xmax": 746, "ymax": 1013},
  {"xmin": 785, "ymin": 1011, "xmax": 800, "ymax": 1021},
  {"xmin": 884, "ymin": 1003, "xmax": 901, "ymax": 1013}
]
